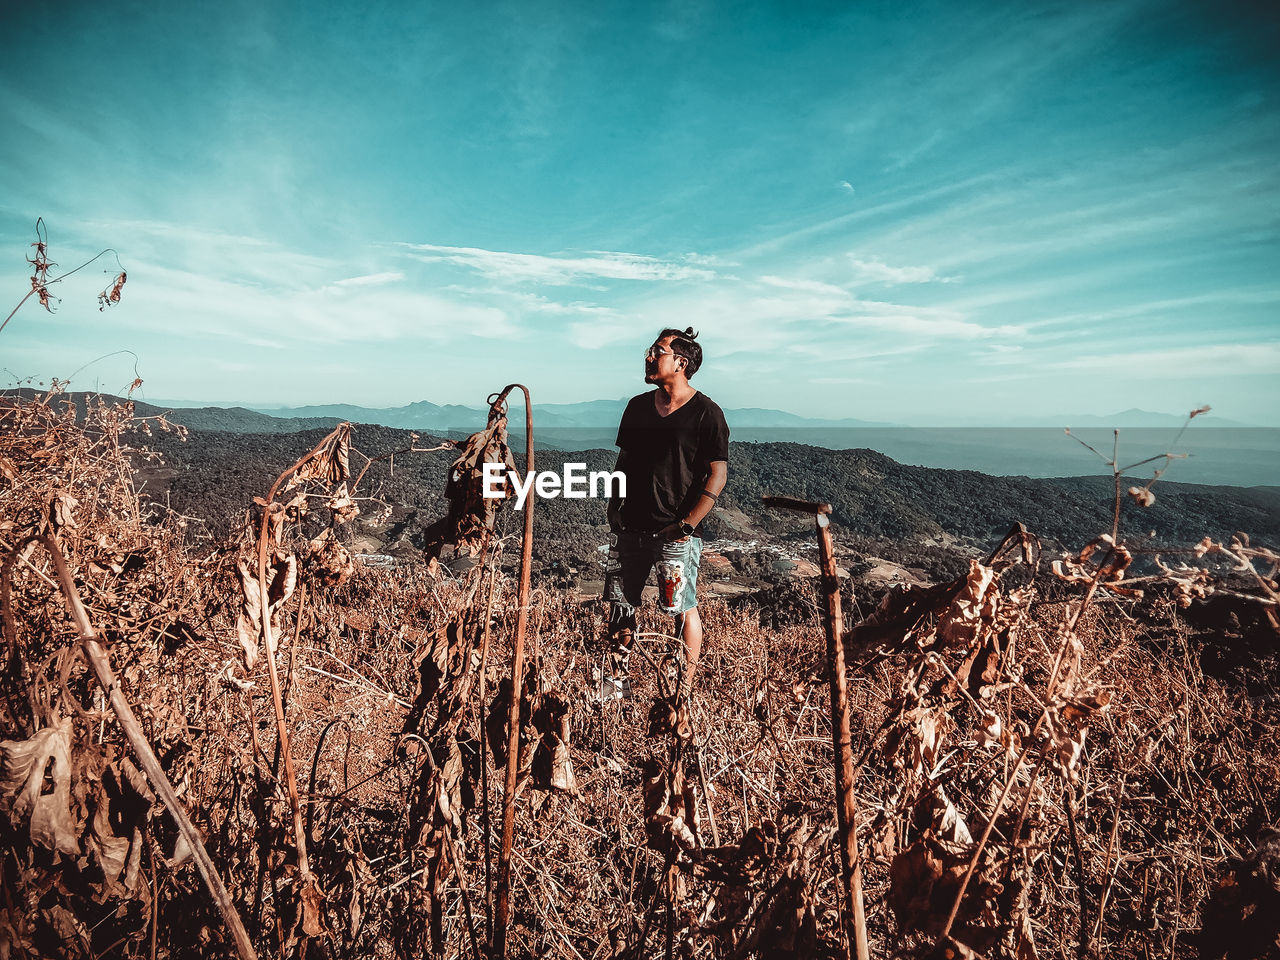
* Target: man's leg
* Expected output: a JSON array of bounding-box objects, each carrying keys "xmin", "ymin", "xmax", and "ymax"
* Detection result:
[
  {"xmin": 658, "ymin": 535, "xmax": 703, "ymax": 697},
  {"xmin": 673, "ymin": 607, "xmax": 702, "ymax": 696},
  {"xmin": 602, "ymin": 532, "xmax": 649, "ymax": 699}
]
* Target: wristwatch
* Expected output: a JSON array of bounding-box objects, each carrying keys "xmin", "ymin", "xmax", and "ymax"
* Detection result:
[{"xmin": 678, "ymin": 520, "xmax": 695, "ymax": 537}]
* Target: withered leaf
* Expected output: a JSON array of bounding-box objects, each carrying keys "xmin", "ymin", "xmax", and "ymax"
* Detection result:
[
  {"xmin": 292, "ymin": 423, "xmax": 352, "ymax": 487},
  {"xmin": 300, "ymin": 875, "xmax": 329, "ymax": 939},
  {"xmin": 1127, "ymin": 485, "xmax": 1156, "ymax": 508},
  {"xmin": 327, "ymin": 482, "xmax": 360, "ymax": 525},
  {"xmin": 50, "ymin": 490, "xmax": 79, "ymax": 530},
  {"xmin": 0, "ymin": 716, "xmax": 80, "ymax": 855},
  {"xmin": 531, "ymin": 691, "xmax": 578, "ymax": 795},
  {"xmin": 938, "ymin": 560, "xmax": 999, "ymax": 648},
  {"xmin": 640, "ymin": 754, "xmax": 701, "ymax": 853},
  {"xmin": 235, "ymin": 551, "xmax": 297, "ymax": 669},
  {"xmin": 306, "ymin": 529, "xmax": 355, "ymax": 587}
]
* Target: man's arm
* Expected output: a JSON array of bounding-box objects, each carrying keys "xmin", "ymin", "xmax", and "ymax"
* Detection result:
[
  {"xmin": 657, "ymin": 459, "xmax": 726, "ymax": 540},
  {"xmin": 682, "ymin": 460, "xmax": 727, "ymax": 529}
]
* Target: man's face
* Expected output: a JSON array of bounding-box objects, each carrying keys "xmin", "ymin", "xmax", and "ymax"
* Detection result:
[{"xmin": 644, "ymin": 336, "xmax": 683, "ymax": 383}]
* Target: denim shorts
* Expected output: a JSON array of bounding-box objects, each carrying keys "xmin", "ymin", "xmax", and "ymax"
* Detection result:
[{"xmin": 604, "ymin": 531, "xmax": 702, "ymax": 633}]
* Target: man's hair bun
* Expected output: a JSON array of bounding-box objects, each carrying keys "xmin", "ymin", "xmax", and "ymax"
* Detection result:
[{"xmin": 658, "ymin": 327, "xmax": 704, "ymax": 378}]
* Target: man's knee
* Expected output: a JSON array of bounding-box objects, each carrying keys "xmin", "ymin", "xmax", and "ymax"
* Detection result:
[
  {"xmin": 676, "ymin": 607, "xmax": 701, "ymax": 629},
  {"xmin": 608, "ymin": 603, "xmax": 637, "ymax": 647}
]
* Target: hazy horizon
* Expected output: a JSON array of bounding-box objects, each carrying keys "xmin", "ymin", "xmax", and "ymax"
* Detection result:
[{"xmin": 137, "ymin": 394, "xmax": 1269, "ymax": 430}]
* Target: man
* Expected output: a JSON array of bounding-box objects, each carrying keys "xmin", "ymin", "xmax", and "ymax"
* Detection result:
[{"xmin": 602, "ymin": 326, "xmax": 729, "ymax": 701}]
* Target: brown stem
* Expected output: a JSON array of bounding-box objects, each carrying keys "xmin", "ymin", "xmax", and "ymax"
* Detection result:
[
  {"xmin": 494, "ymin": 384, "xmax": 534, "ymax": 960},
  {"xmin": 13, "ymin": 535, "xmax": 257, "ymax": 960},
  {"xmin": 255, "ymin": 429, "xmax": 353, "ymax": 920},
  {"xmin": 760, "ymin": 495, "xmax": 867, "ymax": 960},
  {"xmin": 816, "ymin": 513, "xmax": 869, "ymax": 960},
  {"xmin": 1091, "ymin": 776, "xmax": 1126, "ymax": 946},
  {"xmin": 1064, "ymin": 783, "xmax": 1090, "ymax": 957},
  {"xmin": 476, "ymin": 550, "xmax": 500, "ymax": 942}
]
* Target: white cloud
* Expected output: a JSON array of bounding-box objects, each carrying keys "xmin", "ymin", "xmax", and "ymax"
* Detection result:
[
  {"xmin": 75, "ymin": 257, "xmax": 521, "ymax": 346},
  {"xmin": 565, "ymin": 316, "xmax": 642, "ymax": 349},
  {"xmin": 328, "ymin": 271, "xmax": 404, "ymax": 288},
  {"xmin": 758, "ymin": 275, "xmax": 852, "ymax": 298},
  {"xmin": 838, "ymin": 180, "xmax": 855, "ymax": 194},
  {"xmin": 834, "ymin": 311, "xmax": 1021, "ymax": 340},
  {"xmin": 399, "ymin": 242, "xmax": 717, "ymax": 285},
  {"xmin": 682, "ymin": 252, "xmax": 738, "ymax": 267},
  {"xmin": 1052, "ymin": 342, "xmax": 1280, "ymax": 376},
  {"xmin": 849, "ymin": 255, "xmax": 953, "ymax": 286},
  {"xmin": 76, "ymin": 217, "xmax": 336, "ymax": 286}
]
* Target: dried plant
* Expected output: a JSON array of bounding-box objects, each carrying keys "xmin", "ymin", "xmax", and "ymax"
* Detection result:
[
  {"xmin": 2, "ymin": 219, "xmax": 127, "ymax": 336},
  {"xmin": 1, "ymin": 384, "xmax": 1276, "ymax": 960}
]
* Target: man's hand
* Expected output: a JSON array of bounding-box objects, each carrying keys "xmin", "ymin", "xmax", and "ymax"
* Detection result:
[{"xmin": 657, "ymin": 521, "xmax": 691, "ymax": 542}]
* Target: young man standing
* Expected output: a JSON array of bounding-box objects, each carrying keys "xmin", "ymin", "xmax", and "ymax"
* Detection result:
[{"xmin": 602, "ymin": 327, "xmax": 729, "ymax": 700}]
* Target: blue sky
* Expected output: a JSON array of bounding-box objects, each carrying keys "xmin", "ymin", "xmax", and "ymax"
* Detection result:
[{"xmin": 2, "ymin": 0, "xmax": 1277, "ymax": 424}]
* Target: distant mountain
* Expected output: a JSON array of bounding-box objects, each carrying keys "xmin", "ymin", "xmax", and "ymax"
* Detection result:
[
  {"xmin": 23, "ymin": 391, "xmax": 1273, "ymax": 487},
  {"xmin": 138, "ymin": 404, "xmax": 342, "ymax": 434},
  {"xmin": 1056, "ymin": 408, "xmax": 1255, "ymax": 428},
  {"xmin": 720, "ymin": 407, "xmax": 895, "ymax": 428},
  {"xmin": 253, "ymin": 399, "xmax": 482, "ymax": 431},
  {"xmin": 1, "ymin": 390, "xmax": 340, "ymax": 434},
  {"xmin": 251, "ymin": 397, "xmax": 897, "ymax": 432}
]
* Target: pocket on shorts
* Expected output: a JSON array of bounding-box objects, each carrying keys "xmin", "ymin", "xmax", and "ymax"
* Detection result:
[{"xmin": 656, "ymin": 536, "xmax": 701, "ymax": 613}]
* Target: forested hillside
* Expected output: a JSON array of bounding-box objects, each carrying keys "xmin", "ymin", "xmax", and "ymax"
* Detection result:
[{"xmin": 142, "ymin": 424, "xmax": 1280, "ymax": 572}]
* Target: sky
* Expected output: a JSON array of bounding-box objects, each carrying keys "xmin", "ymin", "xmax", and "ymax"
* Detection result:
[{"xmin": 1, "ymin": 0, "xmax": 1278, "ymax": 425}]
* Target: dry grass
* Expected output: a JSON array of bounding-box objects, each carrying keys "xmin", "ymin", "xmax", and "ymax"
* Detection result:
[{"xmin": 1, "ymin": 390, "xmax": 1277, "ymax": 959}]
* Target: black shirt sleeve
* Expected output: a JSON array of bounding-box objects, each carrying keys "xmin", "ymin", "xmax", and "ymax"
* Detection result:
[
  {"xmin": 616, "ymin": 396, "xmax": 640, "ymax": 451},
  {"xmin": 698, "ymin": 399, "xmax": 730, "ymax": 465}
]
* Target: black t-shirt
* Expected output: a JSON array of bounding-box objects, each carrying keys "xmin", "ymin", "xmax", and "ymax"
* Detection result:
[{"xmin": 615, "ymin": 390, "xmax": 729, "ymax": 534}]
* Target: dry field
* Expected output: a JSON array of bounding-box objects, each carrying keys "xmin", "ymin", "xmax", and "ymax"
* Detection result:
[{"xmin": 1, "ymin": 390, "xmax": 1278, "ymax": 960}]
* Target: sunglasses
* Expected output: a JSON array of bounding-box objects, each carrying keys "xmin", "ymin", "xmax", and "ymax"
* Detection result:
[{"xmin": 644, "ymin": 347, "xmax": 683, "ymax": 361}]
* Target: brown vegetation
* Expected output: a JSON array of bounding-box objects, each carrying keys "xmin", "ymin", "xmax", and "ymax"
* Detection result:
[{"xmin": 1, "ymin": 388, "xmax": 1278, "ymax": 959}]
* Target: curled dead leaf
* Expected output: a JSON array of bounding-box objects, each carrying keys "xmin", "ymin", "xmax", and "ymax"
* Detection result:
[
  {"xmin": 235, "ymin": 551, "xmax": 297, "ymax": 669},
  {"xmin": 327, "ymin": 482, "xmax": 360, "ymax": 525},
  {"xmin": 50, "ymin": 490, "xmax": 79, "ymax": 530},
  {"xmin": 300, "ymin": 875, "xmax": 329, "ymax": 939},
  {"xmin": 1127, "ymin": 485, "xmax": 1156, "ymax": 508},
  {"xmin": 291, "ymin": 423, "xmax": 352, "ymax": 488},
  {"xmin": 306, "ymin": 529, "xmax": 355, "ymax": 587},
  {"xmin": 939, "ymin": 561, "xmax": 999, "ymax": 648},
  {"xmin": 0, "ymin": 716, "xmax": 80, "ymax": 856},
  {"xmin": 640, "ymin": 754, "xmax": 701, "ymax": 854},
  {"xmin": 98, "ymin": 271, "xmax": 127, "ymax": 310}
]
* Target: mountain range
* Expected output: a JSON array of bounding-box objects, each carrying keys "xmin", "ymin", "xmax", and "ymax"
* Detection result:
[{"xmin": 11, "ymin": 391, "xmax": 1275, "ymax": 488}]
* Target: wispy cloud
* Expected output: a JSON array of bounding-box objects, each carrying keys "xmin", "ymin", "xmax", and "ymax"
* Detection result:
[
  {"xmin": 399, "ymin": 243, "xmax": 717, "ymax": 285},
  {"xmin": 759, "ymin": 275, "xmax": 851, "ymax": 298},
  {"xmin": 1052, "ymin": 342, "xmax": 1280, "ymax": 376},
  {"xmin": 60, "ymin": 257, "xmax": 522, "ymax": 346},
  {"xmin": 849, "ymin": 255, "xmax": 955, "ymax": 285},
  {"xmin": 834, "ymin": 310, "xmax": 1021, "ymax": 340},
  {"xmin": 328, "ymin": 271, "xmax": 404, "ymax": 288}
]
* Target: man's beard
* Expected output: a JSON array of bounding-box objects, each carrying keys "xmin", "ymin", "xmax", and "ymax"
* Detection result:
[{"xmin": 644, "ymin": 363, "xmax": 658, "ymax": 382}]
